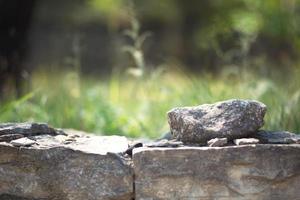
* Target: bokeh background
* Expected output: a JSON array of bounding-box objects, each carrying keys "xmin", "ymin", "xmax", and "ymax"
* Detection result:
[{"xmin": 1, "ymin": 0, "xmax": 300, "ymax": 138}]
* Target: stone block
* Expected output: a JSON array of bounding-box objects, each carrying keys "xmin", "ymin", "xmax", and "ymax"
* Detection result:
[
  {"xmin": 0, "ymin": 134, "xmax": 133, "ymax": 200},
  {"xmin": 133, "ymin": 145, "xmax": 300, "ymax": 200}
]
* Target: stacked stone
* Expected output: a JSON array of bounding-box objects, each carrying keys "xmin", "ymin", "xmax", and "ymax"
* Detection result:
[
  {"xmin": 167, "ymin": 99, "xmax": 300, "ymax": 146},
  {"xmin": 1, "ymin": 100, "xmax": 300, "ymax": 200},
  {"xmin": 133, "ymin": 99, "xmax": 300, "ymax": 200}
]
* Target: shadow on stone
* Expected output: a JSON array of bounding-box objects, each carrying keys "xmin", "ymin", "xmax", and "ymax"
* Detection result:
[{"xmin": 0, "ymin": 194, "xmax": 42, "ymax": 200}]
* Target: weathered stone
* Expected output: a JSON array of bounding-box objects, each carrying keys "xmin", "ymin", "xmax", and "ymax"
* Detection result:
[
  {"xmin": 0, "ymin": 194, "xmax": 39, "ymax": 200},
  {"xmin": 10, "ymin": 137, "xmax": 36, "ymax": 147},
  {"xmin": 133, "ymin": 145, "xmax": 300, "ymax": 200},
  {"xmin": 0, "ymin": 122, "xmax": 63, "ymax": 137},
  {"xmin": 145, "ymin": 139, "xmax": 184, "ymax": 148},
  {"xmin": 0, "ymin": 133, "xmax": 23, "ymax": 142},
  {"xmin": 207, "ymin": 137, "xmax": 227, "ymax": 147},
  {"xmin": 0, "ymin": 133, "xmax": 133, "ymax": 200},
  {"xmin": 254, "ymin": 130, "xmax": 300, "ymax": 144},
  {"xmin": 167, "ymin": 99, "xmax": 266, "ymax": 144},
  {"xmin": 234, "ymin": 138, "xmax": 260, "ymax": 145}
]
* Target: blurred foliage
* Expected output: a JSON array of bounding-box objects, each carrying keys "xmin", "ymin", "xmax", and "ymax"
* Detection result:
[
  {"xmin": 1, "ymin": 0, "xmax": 300, "ymax": 137},
  {"xmin": 88, "ymin": 0, "xmax": 127, "ymax": 27},
  {"xmin": 83, "ymin": 0, "xmax": 300, "ymax": 71},
  {"xmin": 1, "ymin": 67, "xmax": 300, "ymax": 138},
  {"xmin": 14, "ymin": 0, "xmax": 299, "ymax": 73}
]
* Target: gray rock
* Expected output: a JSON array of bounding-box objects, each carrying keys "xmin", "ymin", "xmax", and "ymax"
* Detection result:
[
  {"xmin": 0, "ymin": 122, "xmax": 63, "ymax": 137},
  {"xmin": 168, "ymin": 99, "xmax": 266, "ymax": 144},
  {"xmin": 207, "ymin": 137, "xmax": 228, "ymax": 147},
  {"xmin": 0, "ymin": 133, "xmax": 23, "ymax": 142},
  {"xmin": 0, "ymin": 133, "xmax": 133, "ymax": 200},
  {"xmin": 145, "ymin": 139, "xmax": 183, "ymax": 148},
  {"xmin": 133, "ymin": 144, "xmax": 300, "ymax": 200},
  {"xmin": 0, "ymin": 194, "xmax": 39, "ymax": 200},
  {"xmin": 234, "ymin": 138, "xmax": 260, "ymax": 145},
  {"xmin": 254, "ymin": 130, "xmax": 300, "ymax": 144},
  {"xmin": 10, "ymin": 138, "xmax": 36, "ymax": 147}
]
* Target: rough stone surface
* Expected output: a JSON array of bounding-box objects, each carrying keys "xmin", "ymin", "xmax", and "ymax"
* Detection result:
[
  {"xmin": 133, "ymin": 145, "xmax": 300, "ymax": 200},
  {"xmin": 167, "ymin": 99, "xmax": 266, "ymax": 144},
  {"xmin": 0, "ymin": 133, "xmax": 23, "ymax": 142},
  {"xmin": 0, "ymin": 122, "xmax": 61, "ymax": 137},
  {"xmin": 10, "ymin": 137, "xmax": 36, "ymax": 147},
  {"xmin": 254, "ymin": 130, "xmax": 300, "ymax": 144},
  {"xmin": 0, "ymin": 130, "xmax": 133, "ymax": 200},
  {"xmin": 2, "ymin": 119, "xmax": 300, "ymax": 200},
  {"xmin": 207, "ymin": 137, "xmax": 228, "ymax": 147},
  {"xmin": 0, "ymin": 194, "xmax": 39, "ymax": 200},
  {"xmin": 145, "ymin": 139, "xmax": 184, "ymax": 148},
  {"xmin": 234, "ymin": 138, "xmax": 260, "ymax": 145}
]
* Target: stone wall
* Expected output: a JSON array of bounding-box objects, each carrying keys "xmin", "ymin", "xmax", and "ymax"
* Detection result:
[
  {"xmin": 134, "ymin": 145, "xmax": 300, "ymax": 200},
  {"xmin": 1, "ymin": 99, "xmax": 300, "ymax": 200}
]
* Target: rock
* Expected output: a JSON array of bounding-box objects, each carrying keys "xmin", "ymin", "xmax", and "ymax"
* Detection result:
[
  {"xmin": 0, "ymin": 194, "xmax": 39, "ymax": 200},
  {"xmin": 133, "ymin": 144, "xmax": 300, "ymax": 200},
  {"xmin": 254, "ymin": 130, "xmax": 300, "ymax": 144},
  {"xmin": 207, "ymin": 137, "xmax": 228, "ymax": 147},
  {"xmin": 167, "ymin": 99, "xmax": 266, "ymax": 144},
  {"xmin": 0, "ymin": 122, "xmax": 63, "ymax": 137},
  {"xmin": 145, "ymin": 139, "xmax": 184, "ymax": 148},
  {"xmin": 10, "ymin": 138, "xmax": 36, "ymax": 147},
  {"xmin": 0, "ymin": 133, "xmax": 23, "ymax": 142},
  {"xmin": 233, "ymin": 138, "xmax": 260, "ymax": 145},
  {"xmin": 0, "ymin": 133, "xmax": 133, "ymax": 200}
]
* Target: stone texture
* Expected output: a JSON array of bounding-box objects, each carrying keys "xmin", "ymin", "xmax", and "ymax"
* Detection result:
[
  {"xmin": 10, "ymin": 137, "xmax": 36, "ymax": 147},
  {"xmin": 133, "ymin": 145, "xmax": 300, "ymax": 200},
  {"xmin": 207, "ymin": 137, "xmax": 228, "ymax": 147},
  {"xmin": 0, "ymin": 133, "xmax": 23, "ymax": 142},
  {"xmin": 0, "ymin": 194, "xmax": 39, "ymax": 200},
  {"xmin": 0, "ymin": 122, "xmax": 61, "ymax": 137},
  {"xmin": 167, "ymin": 99, "xmax": 266, "ymax": 144},
  {"xmin": 124, "ymin": 139, "xmax": 184, "ymax": 157},
  {"xmin": 0, "ymin": 131, "xmax": 133, "ymax": 200},
  {"xmin": 145, "ymin": 139, "xmax": 184, "ymax": 148},
  {"xmin": 234, "ymin": 138, "xmax": 260, "ymax": 145},
  {"xmin": 254, "ymin": 130, "xmax": 300, "ymax": 144}
]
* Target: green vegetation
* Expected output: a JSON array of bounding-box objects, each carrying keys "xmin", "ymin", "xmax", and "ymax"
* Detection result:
[
  {"xmin": 1, "ymin": 67, "xmax": 299, "ymax": 139},
  {"xmin": 1, "ymin": 1, "xmax": 300, "ymax": 139},
  {"xmin": 88, "ymin": 0, "xmax": 300, "ymax": 71}
]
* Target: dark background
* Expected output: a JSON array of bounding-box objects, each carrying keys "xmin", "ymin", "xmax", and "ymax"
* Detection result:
[{"xmin": 1, "ymin": 0, "xmax": 300, "ymax": 97}]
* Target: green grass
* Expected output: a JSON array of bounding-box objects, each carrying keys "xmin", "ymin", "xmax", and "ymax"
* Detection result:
[{"xmin": 1, "ymin": 67, "xmax": 300, "ymax": 139}]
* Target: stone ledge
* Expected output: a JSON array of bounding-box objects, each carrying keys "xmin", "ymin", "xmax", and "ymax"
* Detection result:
[
  {"xmin": 1, "ymin": 121, "xmax": 300, "ymax": 200},
  {"xmin": 133, "ymin": 144, "xmax": 300, "ymax": 200},
  {"xmin": 0, "ymin": 131, "xmax": 133, "ymax": 200}
]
